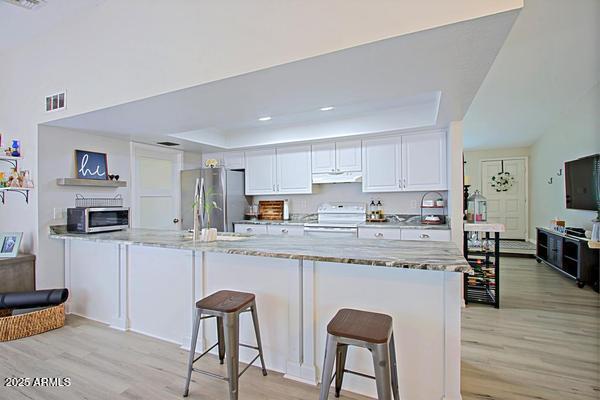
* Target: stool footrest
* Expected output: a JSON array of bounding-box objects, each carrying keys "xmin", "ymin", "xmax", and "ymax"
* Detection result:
[
  {"xmin": 192, "ymin": 342, "xmax": 219, "ymax": 364},
  {"xmin": 344, "ymin": 369, "xmax": 376, "ymax": 380}
]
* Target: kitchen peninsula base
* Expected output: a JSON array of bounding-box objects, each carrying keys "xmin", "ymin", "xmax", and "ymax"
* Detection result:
[{"xmin": 52, "ymin": 229, "xmax": 467, "ymax": 400}]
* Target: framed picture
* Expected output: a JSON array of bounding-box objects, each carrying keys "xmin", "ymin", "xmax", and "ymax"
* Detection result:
[
  {"xmin": 75, "ymin": 150, "xmax": 108, "ymax": 180},
  {"xmin": 0, "ymin": 232, "xmax": 22, "ymax": 258}
]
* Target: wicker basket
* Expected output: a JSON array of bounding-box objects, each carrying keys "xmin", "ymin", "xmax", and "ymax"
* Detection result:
[{"xmin": 0, "ymin": 304, "xmax": 65, "ymax": 342}]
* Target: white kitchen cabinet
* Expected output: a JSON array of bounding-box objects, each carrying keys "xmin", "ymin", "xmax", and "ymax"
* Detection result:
[
  {"xmin": 362, "ymin": 136, "xmax": 402, "ymax": 192},
  {"xmin": 401, "ymin": 229, "xmax": 451, "ymax": 241},
  {"xmin": 311, "ymin": 142, "xmax": 336, "ymax": 173},
  {"xmin": 401, "ymin": 132, "xmax": 447, "ymax": 191},
  {"xmin": 362, "ymin": 131, "xmax": 447, "ymax": 193},
  {"xmin": 245, "ymin": 149, "xmax": 277, "ymax": 195},
  {"xmin": 266, "ymin": 224, "xmax": 305, "ymax": 236},
  {"xmin": 224, "ymin": 151, "xmax": 245, "ymax": 169},
  {"xmin": 234, "ymin": 224, "xmax": 268, "ymax": 234},
  {"xmin": 277, "ymin": 145, "xmax": 312, "ymax": 194},
  {"xmin": 358, "ymin": 227, "xmax": 402, "ymax": 240},
  {"xmin": 335, "ymin": 140, "xmax": 362, "ymax": 172},
  {"xmin": 245, "ymin": 145, "xmax": 312, "ymax": 195},
  {"xmin": 312, "ymin": 140, "xmax": 361, "ymax": 174}
]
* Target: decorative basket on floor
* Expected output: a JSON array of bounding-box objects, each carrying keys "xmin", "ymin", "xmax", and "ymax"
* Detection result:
[{"xmin": 0, "ymin": 304, "xmax": 65, "ymax": 342}]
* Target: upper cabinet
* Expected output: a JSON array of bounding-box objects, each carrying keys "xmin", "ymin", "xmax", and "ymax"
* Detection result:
[
  {"xmin": 311, "ymin": 140, "xmax": 361, "ymax": 174},
  {"xmin": 201, "ymin": 151, "xmax": 245, "ymax": 169},
  {"xmin": 311, "ymin": 142, "xmax": 336, "ymax": 173},
  {"xmin": 245, "ymin": 145, "xmax": 312, "ymax": 195},
  {"xmin": 276, "ymin": 145, "xmax": 312, "ymax": 194},
  {"xmin": 362, "ymin": 131, "xmax": 447, "ymax": 193},
  {"xmin": 401, "ymin": 131, "xmax": 446, "ymax": 191},
  {"xmin": 245, "ymin": 149, "xmax": 277, "ymax": 195},
  {"xmin": 335, "ymin": 140, "xmax": 362, "ymax": 172},
  {"xmin": 362, "ymin": 136, "xmax": 402, "ymax": 192}
]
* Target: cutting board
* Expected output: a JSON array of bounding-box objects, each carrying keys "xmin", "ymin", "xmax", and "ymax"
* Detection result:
[{"xmin": 258, "ymin": 200, "xmax": 284, "ymax": 220}]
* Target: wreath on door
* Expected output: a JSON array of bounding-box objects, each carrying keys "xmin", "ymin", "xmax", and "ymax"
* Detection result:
[{"xmin": 490, "ymin": 161, "xmax": 515, "ymax": 192}]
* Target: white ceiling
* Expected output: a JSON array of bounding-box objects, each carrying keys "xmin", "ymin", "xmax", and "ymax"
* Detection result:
[
  {"xmin": 43, "ymin": 10, "xmax": 518, "ymax": 151},
  {"xmin": 463, "ymin": 0, "xmax": 600, "ymax": 150},
  {"xmin": 0, "ymin": 0, "xmax": 104, "ymax": 53}
]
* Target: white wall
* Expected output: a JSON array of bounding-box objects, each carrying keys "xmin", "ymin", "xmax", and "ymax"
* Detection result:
[
  {"xmin": 35, "ymin": 125, "xmax": 200, "ymax": 289},
  {"xmin": 253, "ymin": 184, "xmax": 447, "ymax": 215},
  {"xmin": 529, "ymin": 84, "xmax": 600, "ymax": 239}
]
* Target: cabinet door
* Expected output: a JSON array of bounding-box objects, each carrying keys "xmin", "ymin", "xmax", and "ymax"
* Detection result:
[
  {"xmin": 266, "ymin": 224, "xmax": 305, "ymax": 236},
  {"xmin": 336, "ymin": 140, "xmax": 362, "ymax": 172},
  {"xmin": 276, "ymin": 145, "xmax": 312, "ymax": 194},
  {"xmin": 311, "ymin": 142, "xmax": 336, "ymax": 173},
  {"xmin": 401, "ymin": 131, "xmax": 447, "ymax": 191},
  {"xmin": 224, "ymin": 152, "xmax": 245, "ymax": 169},
  {"xmin": 202, "ymin": 152, "xmax": 224, "ymax": 168},
  {"xmin": 362, "ymin": 137, "xmax": 401, "ymax": 192},
  {"xmin": 244, "ymin": 149, "xmax": 277, "ymax": 195},
  {"xmin": 234, "ymin": 224, "xmax": 268, "ymax": 234},
  {"xmin": 401, "ymin": 229, "xmax": 451, "ymax": 241},
  {"xmin": 358, "ymin": 227, "xmax": 402, "ymax": 240}
]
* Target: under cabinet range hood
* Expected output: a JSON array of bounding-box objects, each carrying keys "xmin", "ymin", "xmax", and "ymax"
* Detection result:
[{"xmin": 312, "ymin": 171, "xmax": 362, "ymax": 184}]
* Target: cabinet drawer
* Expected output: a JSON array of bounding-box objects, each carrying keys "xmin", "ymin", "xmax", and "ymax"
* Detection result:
[
  {"xmin": 358, "ymin": 227, "xmax": 402, "ymax": 240},
  {"xmin": 267, "ymin": 225, "xmax": 304, "ymax": 236},
  {"xmin": 401, "ymin": 229, "xmax": 450, "ymax": 241},
  {"xmin": 234, "ymin": 224, "xmax": 268, "ymax": 234}
]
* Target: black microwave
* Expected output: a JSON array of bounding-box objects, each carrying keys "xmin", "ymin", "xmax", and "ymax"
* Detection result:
[{"xmin": 67, "ymin": 207, "xmax": 129, "ymax": 233}]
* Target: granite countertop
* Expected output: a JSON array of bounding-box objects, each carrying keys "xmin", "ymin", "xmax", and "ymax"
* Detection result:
[
  {"xmin": 359, "ymin": 222, "xmax": 450, "ymax": 230},
  {"xmin": 235, "ymin": 219, "xmax": 450, "ymax": 230},
  {"xmin": 234, "ymin": 219, "xmax": 310, "ymax": 226},
  {"xmin": 49, "ymin": 226, "xmax": 469, "ymax": 273}
]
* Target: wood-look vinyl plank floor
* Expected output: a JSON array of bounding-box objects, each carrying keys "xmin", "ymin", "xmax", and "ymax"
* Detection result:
[{"xmin": 0, "ymin": 257, "xmax": 598, "ymax": 399}]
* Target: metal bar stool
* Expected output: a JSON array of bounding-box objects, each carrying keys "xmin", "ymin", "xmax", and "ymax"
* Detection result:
[
  {"xmin": 183, "ymin": 290, "xmax": 267, "ymax": 400},
  {"xmin": 319, "ymin": 308, "xmax": 400, "ymax": 400}
]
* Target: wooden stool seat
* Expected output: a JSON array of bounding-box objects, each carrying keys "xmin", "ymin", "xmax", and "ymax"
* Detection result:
[
  {"xmin": 327, "ymin": 308, "xmax": 392, "ymax": 344},
  {"xmin": 195, "ymin": 290, "xmax": 255, "ymax": 313}
]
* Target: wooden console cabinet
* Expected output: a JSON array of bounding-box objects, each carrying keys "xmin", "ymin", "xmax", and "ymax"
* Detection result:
[
  {"xmin": 536, "ymin": 228, "xmax": 598, "ymax": 289},
  {"xmin": 0, "ymin": 254, "xmax": 35, "ymax": 293}
]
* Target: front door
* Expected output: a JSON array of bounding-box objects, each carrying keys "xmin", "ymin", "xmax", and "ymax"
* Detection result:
[
  {"xmin": 481, "ymin": 158, "xmax": 528, "ymax": 240},
  {"xmin": 131, "ymin": 143, "xmax": 183, "ymax": 230}
]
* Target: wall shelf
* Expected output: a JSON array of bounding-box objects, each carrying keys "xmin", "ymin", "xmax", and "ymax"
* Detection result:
[
  {"xmin": 56, "ymin": 178, "xmax": 127, "ymax": 188},
  {"xmin": 0, "ymin": 187, "xmax": 31, "ymax": 204},
  {"xmin": 0, "ymin": 155, "xmax": 23, "ymax": 169}
]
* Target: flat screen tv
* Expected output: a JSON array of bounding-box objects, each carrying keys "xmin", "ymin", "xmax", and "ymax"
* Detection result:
[{"xmin": 565, "ymin": 154, "xmax": 600, "ymax": 211}]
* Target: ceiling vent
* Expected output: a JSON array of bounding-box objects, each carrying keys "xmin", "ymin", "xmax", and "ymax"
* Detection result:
[
  {"xmin": 45, "ymin": 91, "xmax": 66, "ymax": 112},
  {"xmin": 2, "ymin": 0, "xmax": 47, "ymax": 10},
  {"xmin": 156, "ymin": 141, "xmax": 180, "ymax": 147}
]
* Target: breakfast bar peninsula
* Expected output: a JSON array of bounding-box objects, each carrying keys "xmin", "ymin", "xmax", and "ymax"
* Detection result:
[{"xmin": 50, "ymin": 226, "xmax": 469, "ymax": 400}]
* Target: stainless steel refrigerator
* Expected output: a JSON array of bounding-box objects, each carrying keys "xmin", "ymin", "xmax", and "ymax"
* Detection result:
[{"xmin": 180, "ymin": 168, "xmax": 247, "ymax": 232}]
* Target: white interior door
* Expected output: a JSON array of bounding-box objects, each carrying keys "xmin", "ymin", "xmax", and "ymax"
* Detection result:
[
  {"xmin": 481, "ymin": 158, "xmax": 527, "ymax": 240},
  {"xmin": 131, "ymin": 143, "xmax": 183, "ymax": 230}
]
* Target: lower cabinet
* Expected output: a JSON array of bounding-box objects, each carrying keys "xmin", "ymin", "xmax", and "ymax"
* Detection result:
[
  {"xmin": 358, "ymin": 227, "xmax": 451, "ymax": 241},
  {"xmin": 234, "ymin": 224, "xmax": 268, "ymax": 234},
  {"xmin": 266, "ymin": 225, "xmax": 305, "ymax": 236},
  {"xmin": 401, "ymin": 229, "xmax": 451, "ymax": 241},
  {"xmin": 358, "ymin": 227, "xmax": 402, "ymax": 240},
  {"xmin": 234, "ymin": 223, "xmax": 304, "ymax": 236}
]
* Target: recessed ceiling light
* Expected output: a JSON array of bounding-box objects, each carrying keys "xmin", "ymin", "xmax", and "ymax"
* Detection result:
[
  {"xmin": 258, "ymin": 116, "xmax": 272, "ymax": 122},
  {"xmin": 320, "ymin": 106, "xmax": 335, "ymax": 111}
]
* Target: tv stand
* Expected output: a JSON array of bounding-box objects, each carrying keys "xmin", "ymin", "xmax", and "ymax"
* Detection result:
[{"xmin": 536, "ymin": 227, "xmax": 598, "ymax": 289}]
